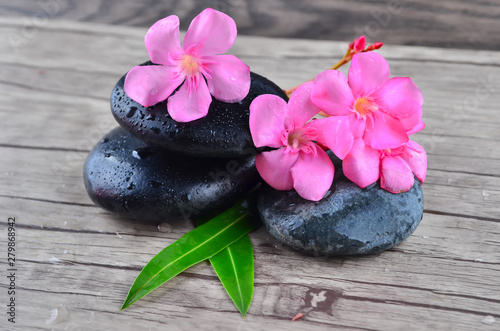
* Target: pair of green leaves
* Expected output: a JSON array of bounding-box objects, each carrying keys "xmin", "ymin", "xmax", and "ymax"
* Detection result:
[{"xmin": 121, "ymin": 197, "xmax": 259, "ymax": 317}]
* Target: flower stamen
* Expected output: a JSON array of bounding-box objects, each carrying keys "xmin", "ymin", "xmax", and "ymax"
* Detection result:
[
  {"xmin": 281, "ymin": 126, "xmax": 318, "ymax": 154},
  {"xmin": 179, "ymin": 54, "xmax": 201, "ymax": 78},
  {"xmin": 354, "ymin": 97, "xmax": 378, "ymax": 118}
]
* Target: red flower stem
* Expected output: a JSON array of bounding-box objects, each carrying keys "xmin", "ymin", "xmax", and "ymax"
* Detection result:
[{"xmin": 284, "ymin": 46, "xmax": 379, "ymax": 97}]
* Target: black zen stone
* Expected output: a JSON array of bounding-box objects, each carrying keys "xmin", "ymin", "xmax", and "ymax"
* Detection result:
[
  {"xmin": 111, "ymin": 63, "xmax": 288, "ymax": 158},
  {"xmin": 83, "ymin": 127, "xmax": 260, "ymax": 222},
  {"xmin": 258, "ymin": 170, "xmax": 424, "ymax": 256}
]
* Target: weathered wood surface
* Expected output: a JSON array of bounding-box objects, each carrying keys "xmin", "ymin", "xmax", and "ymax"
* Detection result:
[
  {"xmin": 1, "ymin": 0, "xmax": 500, "ymax": 50},
  {"xmin": 1, "ymin": 18, "xmax": 499, "ymax": 330}
]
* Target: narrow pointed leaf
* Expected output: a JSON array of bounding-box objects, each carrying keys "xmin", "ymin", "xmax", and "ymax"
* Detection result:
[
  {"xmin": 121, "ymin": 199, "xmax": 260, "ymax": 310},
  {"xmin": 195, "ymin": 198, "xmax": 256, "ymax": 317},
  {"xmin": 209, "ymin": 235, "xmax": 254, "ymax": 317}
]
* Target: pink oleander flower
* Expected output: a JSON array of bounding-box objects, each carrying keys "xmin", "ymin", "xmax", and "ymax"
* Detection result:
[
  {"xmin": 348, "ymin": 36, "xmax": 384, "ymax": 54},
  {"xmin": 124, "ymin": 8, "xmax": 251, "ymax": 122},
  {"xmin": 343, "ymin": 138, "xmax": 427, "ymax": 193},
  {"xmin": 348, "ymin": 35, "xmax": 367, "ymax": 52},
  {"xmin": 311, "ymin": 52, "xmax": 424, "ymax": 152},
  {"xmin": 249, "ymin": 83, "xmax": 335, "ymax": 201}
]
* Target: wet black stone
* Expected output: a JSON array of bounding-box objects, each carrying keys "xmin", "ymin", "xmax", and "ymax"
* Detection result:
[
  {"xmin": 111, "ymin": 62, "xmax": 288, "ymax": 158},
  {"xmin": 258, "ymin": 167, "xmax": 424, "ymax": 256},
  {"xmin": 83, "ymin": 127, "xmax": 260, "ymax": 222}
]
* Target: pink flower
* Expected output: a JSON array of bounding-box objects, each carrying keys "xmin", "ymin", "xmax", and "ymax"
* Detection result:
[
  {"xmin": 249, "ymin": 83, "xmax": 335, "ymax": 201},
  {"xmin": 311, "ymin": 52, "xmax": 424, "ymax": 151},
  {"xmin": 343, "ymin": 138, "xmax": 427, "ymax": 193},
  {"xmin": 348, "ymin": 35, "xmax": 366, "ymax": 52},
  {"xmin": 366, "ymin": 42, "xmax": 384, "ymax": 51},
  {"xmin": 348, "ymin": 36, "xmax": 383, "ymax": 54},
  {"xmin": 124, "ymin": 8, "xmax": 251, "ymax": 123}
]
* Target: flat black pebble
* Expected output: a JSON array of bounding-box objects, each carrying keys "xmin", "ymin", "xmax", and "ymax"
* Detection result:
[
  {"xmin": 258, "ymin": 171, "xmax": 424, "ymax": 256},
  {"xmin": 84, "ymin": 127, "xmax": 260, "ymax": 222},
  {"xmin": 111, "ymin": 63, "xmax": 288, "ymax": 158}
]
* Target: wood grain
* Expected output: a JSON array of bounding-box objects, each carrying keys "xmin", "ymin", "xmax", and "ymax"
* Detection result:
[
  {"xmin": 0, "ymin": 18, "xmax": 499, "ymax": 330},
  {"xmin": 1, "ymin": 0, "xmax": 500, "ymax": 50}
]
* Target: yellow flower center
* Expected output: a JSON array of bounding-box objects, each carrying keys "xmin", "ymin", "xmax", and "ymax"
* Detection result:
[
  {"xmin": 354, "ymin": 97, "xmax": 378, "ymax": 117},
  {"xmin": 180, "ymin": 54, "xmax": 200, "ymax": 77}
]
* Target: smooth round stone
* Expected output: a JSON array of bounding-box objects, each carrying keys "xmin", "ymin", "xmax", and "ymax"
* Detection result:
[
  {"xmin": 111, "ymin": 63, "xmax": 288, "ymax": 158},
  {"xmin": 258, "ymin": 173, "xmax": 424, "ymax": 256},
  {"xmin": 84, "ymin": 127, "xmax": 260, "ymax": 222}
]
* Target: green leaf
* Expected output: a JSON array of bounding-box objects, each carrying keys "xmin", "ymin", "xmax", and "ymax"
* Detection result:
[
  {"xmin": 121, "ymin": 199, "xmax": 260, "ymax": 310},
  {"xmin": 195, "ymin": 196, "xmax": 257, "ymax": 317},
  {"xmin": 209, "ymin": 235, "xmax": 254, "ymax": 317}
]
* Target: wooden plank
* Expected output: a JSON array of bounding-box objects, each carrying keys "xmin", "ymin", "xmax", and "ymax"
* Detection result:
[
  {"xmin": 1, "ymin": 146, "xmax": 499, "ymax": 220},
  {"xmin": 2, "ymin": 19, "xmax": 500, "ymax": 170},
  {"xmin": 1, "ymin": 0, "xmax": 500, "ymax": 50},
  {"xmin": 1, "ymin": 18, "xmax": 499, "ymax": 330},
  {"xmin": 3, "ymin": 75, "xmax": 500, "ymax": 162},
  {"xmin": 2, "ymin": 195, "xmax": 499, "ymax": 266},
  {"xmin": 1, "ymin": 197, "xmax": 499, "ymax": 330}
]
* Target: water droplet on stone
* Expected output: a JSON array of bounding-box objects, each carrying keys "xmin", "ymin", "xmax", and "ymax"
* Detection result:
[
  {"xmin": 121, "ymin": 201, "xmax": 130, "ymax": 212},
  {"xmin": 150, "ymin": 180, "xmax": 161, "ymax": 188},
  {"xmin": 132, "ymin": 147, "xmax": 159, "ymax": 159},
  {"xmin": 126, "ymin": 106, "xmax": 137, "ymax": 118}
]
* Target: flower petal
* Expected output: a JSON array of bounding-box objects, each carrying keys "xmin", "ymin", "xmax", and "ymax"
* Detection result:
[
  {"xmin": 290, "ymin": 147, "xmax": 335, "ymax": 201},
  {"xmin": 167, "ymin": 79, "xmax": 212, "ymax": 122},
  {"xmin": 375, "ymin": 77, "xmax": 423, "ymax": 119},
  {"xmin": 404, "ymin": 119, "xmax": 425, "ymax": 135},
  {"xmin": 124, "ymin": 65, "xmax": 182, "ymax": 107},
  {"xmin": 349, "ymin": 114, "xmax": 366, "ymax": 138},
  {"xmin": 249, "ymin": 94, "xmax": 287, "ymax": 148},
  {"xmin": 364, "ymin": 112, "xmax": 409, "ymax": 149},
  {"xmin": 285, "ymin": 82, "xmax": 321, "ymax": 128},
  {"xmin": 350, "ymin": 35, "xmax": 366, "ymax": 52},
  {"xmin": 401, "ymin": 140, "xmax": 427, "ymax": 184},
  {"xmin": 145, "ymin": 15, "xmax": 182, "ymax": 65},
  {"xmin": 204, "ymin": 55, "xmax": 250, "ymax": 103},
  {"xmin": 183, "ymin": 8, "xmax": 237, "ymax": 56},
  {"xmin": 400, "ymin": 108, "xmax": 425, "ymax": 135},
  {"xmin": 348, "ymin": 52, "xmax": 390, "ymax": 97},
  {"xmin": 380, "ymin": 155, "xmax": 414, "ymax": 193},
  {"xmin": 343, "ymin": 138, "xmax": 380, "ymax": 188},
  {"xmin": 311, "ymin": 70, "xmax": 354, "ymax": 116},
  {"xmin": 256, "ymin": 149, "xmax": 299, "ymax": 191},
  {"xmin": 306, "ymin": 116, "xmax": 354, "ymax": 159}
]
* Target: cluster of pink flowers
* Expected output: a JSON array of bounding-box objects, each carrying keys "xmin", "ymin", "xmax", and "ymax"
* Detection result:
[
  {"xmin": 124, "ymin": 8, "xmax": 426, "ymax": 202},
  {"xmin": 250, "ymin": 50, "xmax": 427, "ymax": 201}
]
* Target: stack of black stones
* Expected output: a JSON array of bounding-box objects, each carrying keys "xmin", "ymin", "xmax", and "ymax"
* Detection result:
[{"xmin": 84, "ymin": 66, "xmax": 424, "ymax": 256}]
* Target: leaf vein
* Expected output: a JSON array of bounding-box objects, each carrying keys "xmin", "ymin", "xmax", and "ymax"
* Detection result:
[
  {"xmin": 125, "ymin": 212, "xmax": 249, "ymax": 306},
  {"xmin": 227, "ymin": 246, "xmax": 244, "ymax": 310}
]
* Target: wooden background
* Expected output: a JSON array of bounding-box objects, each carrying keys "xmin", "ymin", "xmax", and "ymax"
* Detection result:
[
  {"xmin": 1, "ymin": 0, "xmax": 500, "ymax": 50},
  {"xmin": 1, "ymin": 0, "xmax": 500, "ymax": 330}
]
